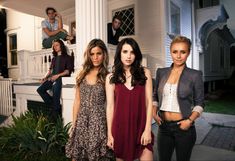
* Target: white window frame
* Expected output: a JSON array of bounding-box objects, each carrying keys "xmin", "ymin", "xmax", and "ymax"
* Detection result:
[{"xmin": 8, "ymin": 33, "xmax": 18, "ymax": 67}]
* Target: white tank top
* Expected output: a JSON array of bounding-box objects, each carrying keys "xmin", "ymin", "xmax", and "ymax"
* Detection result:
[{"xmin": 160, "ymin": 83, "xmax": 181, "ymax": 113}]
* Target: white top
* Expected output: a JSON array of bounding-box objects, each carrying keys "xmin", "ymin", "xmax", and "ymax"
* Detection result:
[
  {"xmin": 160, "ymin": 83, "xmax": 181, "ymax": 113},
  {"xmin": 41, "ymin": 19, "xmax": 59, "ymax": 40}
]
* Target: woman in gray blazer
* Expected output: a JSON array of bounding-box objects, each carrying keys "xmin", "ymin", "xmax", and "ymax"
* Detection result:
[{"xmin": 153, "ymin": 36, "xmax": 204, "ymax": 161}]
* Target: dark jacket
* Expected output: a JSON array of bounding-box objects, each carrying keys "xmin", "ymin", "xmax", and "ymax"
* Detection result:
[
  {"xmin": 153, "ymin": 65, "xmax": 205, "ymax": 118},
  {"xmin": 50, "ymin": 54, "xmax": 74, "ymax": 76},
  {"xmin": 107, "ymin": 23, "xmax": 122, "ymax": 45}
]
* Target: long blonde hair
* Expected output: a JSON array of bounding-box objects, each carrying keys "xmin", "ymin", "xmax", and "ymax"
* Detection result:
[{"xmin": 76, "ymin": 39, "xmax": 109, "ymax": 86}]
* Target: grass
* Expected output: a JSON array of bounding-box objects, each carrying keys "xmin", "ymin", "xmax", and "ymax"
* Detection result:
[{"xmin": 204, "ymin": 92, "xmax": 235, "ymax": 115}]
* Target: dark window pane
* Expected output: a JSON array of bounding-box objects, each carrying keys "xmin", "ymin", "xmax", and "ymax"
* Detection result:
[
  {"xmin": 11, "ymin": 50, "xmax": 17, "ymax": 65},
  {"xmin": 10, "ymin": 34, "xmax": 17, "ymax": 50}
]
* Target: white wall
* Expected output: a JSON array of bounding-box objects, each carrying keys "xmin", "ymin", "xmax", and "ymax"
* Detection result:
[
  {"xmin": 6, "ymin": 9, "xmax": 43, "ymax": 80},
  {"xmin": 136, "ymin": 0, "xmax": 166, "ymax": 74},
  {"xmin": 108, "ymin": 0, "xmax": 166, "ymax": 76}
]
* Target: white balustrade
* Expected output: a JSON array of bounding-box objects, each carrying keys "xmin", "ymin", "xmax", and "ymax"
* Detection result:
[
  {"xmin": 0, "ymin": 78, "xmax": 13, "ymax": 116},
  {"xmin": 18, "ymin": 44, "xmax": 77, "ymax": 82}
]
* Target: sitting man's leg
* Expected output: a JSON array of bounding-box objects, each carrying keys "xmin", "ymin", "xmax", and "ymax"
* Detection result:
[
  {"xmin": 51, "ymin": 78, "xmax": 62, "ymax": 119},
  {"xmin": 37, "ymin": 80, "xmax": 53, "ymax": 105},
  {"xmin": 42, "ymin": 31, "xmax": 72, "ymax": 48}
]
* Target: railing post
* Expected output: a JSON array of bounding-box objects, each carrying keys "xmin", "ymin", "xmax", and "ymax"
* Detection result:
[
  {"xmin": 18, "ymin": 50, "xmax": 30, "ymax": 82},
  {"xmin": 0, "ymin": 78, "xmax": 13, "ymax": 116}
]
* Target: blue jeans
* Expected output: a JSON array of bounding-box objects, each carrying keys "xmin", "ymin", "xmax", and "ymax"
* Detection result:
[
  {"xmin": 37, "ymin": 78, "xmax": 62, "ymax": 116},
  {"xmin": 157, "ymin": 120, "xmax": 196, "ymax": 161}
]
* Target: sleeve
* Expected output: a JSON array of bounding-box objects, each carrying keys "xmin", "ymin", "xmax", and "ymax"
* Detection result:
[
  {"xmin": 41, "ymin": 20, "xmax": 48, "ymax": 29},
  {"xmin": 153, "ymin": 69, "xmax": 160, "ymax": 106},
  {"xmin": 65, "ymin": 55, "xmax": 74, "ymax": 75},
  {"xmin": 193, "ymin": 71, "xmax": 205, "ymax": 112},
  {"xmin": 107, "ymin": 23, "xmax": 113, "ymax": 44},
  {"xmin": 49, "ymin": 57, "xmax": 55, "ymax": 70}
]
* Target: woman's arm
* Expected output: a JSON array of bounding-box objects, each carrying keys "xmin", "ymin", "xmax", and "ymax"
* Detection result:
[
  {"xmin": 105, "ymin": 73, "xmax": 115, "ymax": 149},
  {"xmin": 72, "ymin": 86, "xmax": 81, "ymax": 127},
  {"xmin": 179, "ymin": 71, "xmax": 204, "ymax": 130},
  {"xmin": 141, "ymin": 68, "xmax": 153, "ymax": 145}
]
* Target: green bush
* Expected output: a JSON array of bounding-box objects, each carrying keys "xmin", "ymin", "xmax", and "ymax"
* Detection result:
[{"xmin": 0, "ymin": 111, "xmax": 71, "ymax": 161}]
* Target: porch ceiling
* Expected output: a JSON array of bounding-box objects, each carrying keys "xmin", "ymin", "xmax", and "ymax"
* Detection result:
[{"xmin": 0, "ymin": 0, "xmax": 75, "ymax": 18}]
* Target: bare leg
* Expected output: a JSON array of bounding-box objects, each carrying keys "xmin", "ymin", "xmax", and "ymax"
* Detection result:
[
  {"xmin": 116, "ymin": 158, "xmax": 124, "ymax": 161},
  {"xmin": 140, "ymin": 148, "xmax": 153, "ymax": 161}
]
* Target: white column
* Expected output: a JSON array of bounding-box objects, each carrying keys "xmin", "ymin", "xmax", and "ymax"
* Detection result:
[{"xmin": 76, "ymin": 0, "xmax": 107, "ymax": 67}]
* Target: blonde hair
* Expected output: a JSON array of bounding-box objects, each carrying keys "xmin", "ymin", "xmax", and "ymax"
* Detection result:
[
  {"xmin": 76, "ymin": 39, "xmax": 109, "ymax": 86},
  {"xmin": 170, "ymin": 35, "xmax": 191, "ymax": 52}
]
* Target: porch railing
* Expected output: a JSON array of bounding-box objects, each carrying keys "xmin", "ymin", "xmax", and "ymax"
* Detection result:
[
  {"xmin": 18, "ymin": 44, "xmax": 77, "ymax": 82},
  {"xmin": 0, "ymin": 78, "xmax": 13, "ymax": 116}
]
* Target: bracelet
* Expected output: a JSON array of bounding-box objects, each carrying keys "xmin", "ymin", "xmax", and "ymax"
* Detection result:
[{"xmin": 188, "ymin": 118, "xmax": 194, "ymax": 124}]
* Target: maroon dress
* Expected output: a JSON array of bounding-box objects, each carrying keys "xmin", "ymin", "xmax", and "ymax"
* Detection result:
[{"xmin": 112, "ymin": 84, "xmax": 154, "ymax": 161}]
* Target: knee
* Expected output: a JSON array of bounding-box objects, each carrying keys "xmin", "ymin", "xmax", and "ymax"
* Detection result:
[
  {"xmin": 37, "ymin": 86, "xmax": 45, "ymax": 94},
  {"xmin": 37, "ymin": 87, "xmax": 42, "ymax": 94}
]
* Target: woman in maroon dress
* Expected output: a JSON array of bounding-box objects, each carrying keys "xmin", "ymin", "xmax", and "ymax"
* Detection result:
[{"xmin": 106, "ymin": 38, "xmax": 154, "ymax": 161}]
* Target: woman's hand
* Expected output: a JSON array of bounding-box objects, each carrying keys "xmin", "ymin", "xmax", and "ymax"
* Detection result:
[
  {"xmin": 153, "ymin": 111, "xmax": 162, "ymax": 126},
  {"xmin": 177, "ymin": 119, "xmax": 192, "ymax": 130},
  {"xmin": 141, "ymin": 130, "xmax": 152, "ymax": 146},
  {"xmin": 107, "ymin": 134, "xmax": 114, "ymax": 150}
]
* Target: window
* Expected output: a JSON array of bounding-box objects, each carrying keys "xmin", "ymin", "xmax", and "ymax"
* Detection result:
[
  {"xmin": 170, "ymin": 2, "xmax": 180, "ymax": 35},
  {"xmin": 220, "ymin": 46, "xmax": 224, "ymax": 68},
  {"xmin": 9, "ymin": 34, "xmax": 17, "ymax": 66},
  {"xmin": 199, "ymin": 0, "xmax": 219, "ymax": 8},
  {"xmin": 113, "ymin": 6, "xmax": 134, "ymax": 36}
]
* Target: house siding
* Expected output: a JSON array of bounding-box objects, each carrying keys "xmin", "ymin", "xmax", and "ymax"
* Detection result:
[{"xmin": 165, "ymin": 0, "xmax": 192, "ymax": 67}]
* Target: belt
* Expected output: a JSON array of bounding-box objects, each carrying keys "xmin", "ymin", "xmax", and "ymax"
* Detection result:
[{"xmin": 161, "ymin": 119, "xmax": 183, "ymax": 127}]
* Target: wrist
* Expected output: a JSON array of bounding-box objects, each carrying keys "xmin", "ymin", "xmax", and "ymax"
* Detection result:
[{"xmin": 187, "ymin": 117, "xmax": 194, "ymax": 124}]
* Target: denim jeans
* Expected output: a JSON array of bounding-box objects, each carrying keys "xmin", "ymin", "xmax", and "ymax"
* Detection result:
[
  {"xmin": 37, "ymin": 78, "xmax": 62, "ymax": 117},
  {"xmin": 157, "ymin": 120, "xmax": 196, "ymax": 161}
]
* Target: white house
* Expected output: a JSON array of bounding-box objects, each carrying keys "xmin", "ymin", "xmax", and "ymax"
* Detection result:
[{"xmin": 0, "ymin": 0, "xmax": 234, "ymax": 125}]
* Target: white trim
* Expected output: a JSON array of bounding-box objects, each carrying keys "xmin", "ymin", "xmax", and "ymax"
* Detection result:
[{"xmin": 4, "ymin": 26, "xmax": 21, "ymax": 33}]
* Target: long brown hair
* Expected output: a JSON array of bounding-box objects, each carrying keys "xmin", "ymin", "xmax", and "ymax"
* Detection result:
[
  {"xmin": 76, "ymin": 39, "xmax": 109, "ymax": 86},
  {"xmin": 110, "ymin": 38, "xmax": 146, "ymax": 86}
]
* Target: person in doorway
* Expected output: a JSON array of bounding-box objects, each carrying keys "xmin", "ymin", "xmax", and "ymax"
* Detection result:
[
  {"xmin": 106, "ymin": 38, "xmax": 154, "ymax": 161},
  {"xmin": 153, "ymin": 35, "xmax": 205, "ymax": 161},
  {"xmin": 37, "ymin": 39, "xmax": 74, "ymax": 120},
  {"xmin": 65, "ymin": 39, "xmax": 114, "ymax": 161},
  {"xmin": 41, "ymin": 7, "xmax": 74, "ymax": 48},
  {"xmin": 107, "ymin": 15, "xmax": 123, "ymax": 45}
]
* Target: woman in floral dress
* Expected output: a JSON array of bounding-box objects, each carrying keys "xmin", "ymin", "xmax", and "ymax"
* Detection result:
[{"xmin": 66, "ymin": 39, "xmax": 114, "ymax": 161}]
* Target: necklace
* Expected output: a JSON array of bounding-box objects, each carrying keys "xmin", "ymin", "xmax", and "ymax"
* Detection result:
[{"xmin": 126, "ymin": 75, "xmax": 132, "ymax": 79}]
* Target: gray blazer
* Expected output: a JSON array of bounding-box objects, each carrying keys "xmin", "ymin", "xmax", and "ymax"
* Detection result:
[{"xmin": 153, "ymin": 65, "xmax": 205, "ymax": 118}]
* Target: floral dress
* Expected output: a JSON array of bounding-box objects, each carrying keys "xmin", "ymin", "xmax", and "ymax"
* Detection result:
[{"xmin": 65, "ymin": 79, "xmax": 114, "ymax": 161}]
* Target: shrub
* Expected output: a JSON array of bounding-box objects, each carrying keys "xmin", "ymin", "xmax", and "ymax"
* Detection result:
[{"xmin": 0, "ymin": 111, "xmax": 71, "ymax": 161}]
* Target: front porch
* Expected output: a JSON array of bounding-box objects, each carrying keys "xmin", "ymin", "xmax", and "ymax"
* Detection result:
[{"xmin": 11, "ymin": 44, "xmax": 117, "ymax": 125}]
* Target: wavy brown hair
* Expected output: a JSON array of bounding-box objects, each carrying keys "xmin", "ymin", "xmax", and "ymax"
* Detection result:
[
  {"xmin": 76, "ymin": 39, "xmax": 109, "ymax": 86},
  {"xmin": 110, "ymin": 38, "xmax": 147, "ymax": 86}
]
